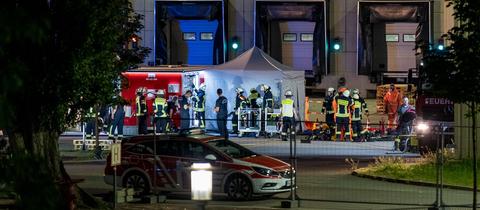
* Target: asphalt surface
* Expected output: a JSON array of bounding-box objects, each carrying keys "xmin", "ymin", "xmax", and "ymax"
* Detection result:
[{"xmin": 61, "ymin": 136, "xmax": 474, "ymax": 209}]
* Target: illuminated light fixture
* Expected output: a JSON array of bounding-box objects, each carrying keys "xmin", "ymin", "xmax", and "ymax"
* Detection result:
[
  {"xmin": 191, "ymin": 163, "xmax": 212, "ymax": 201},
  {"xmin": 331, "ymin": 38, "xmax": 342, "ymax": 52},
  {"xmin": 416, "ymin": 122, "xmax": 430, "ymax": 132},
  {"xmin": 231, "ymin": 36, "xmax": 239, "ymax": 51}
]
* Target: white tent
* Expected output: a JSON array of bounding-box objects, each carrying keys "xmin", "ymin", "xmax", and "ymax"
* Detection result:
[{"xmin": 203, "ymin": 47, "xmax": 305, "ymax": 131}]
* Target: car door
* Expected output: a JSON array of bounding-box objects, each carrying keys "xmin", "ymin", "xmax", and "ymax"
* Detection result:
[
  {"xmin": 154, "ymin": 140, "xmax": 184, "ymax": 191},
  {"xmin": 177, "ymin": 141, "xmax": 225, "ymax": 192}
]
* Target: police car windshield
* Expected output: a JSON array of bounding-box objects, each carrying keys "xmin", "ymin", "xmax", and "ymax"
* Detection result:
[{"xmin": 207, "ymin": 140, "xmax": 256, "ymax": 159}]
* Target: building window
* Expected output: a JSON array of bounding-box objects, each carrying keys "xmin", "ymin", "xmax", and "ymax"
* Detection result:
[
  {"xmin": 385, "ymin": 34, "xmax": 399, "ymax": 42},
  {"xmin": 403, "ymin": 34, "xmax": 416, "ymax": 42},
  {"xmin": 283, "ymin": 33, "xmax": 297, "ymax": 42},
  {"xmin": 300, "ymin": 33, "xmax": 314, "ymax": 42},
  {"xmin": 183, "ymin": 32, "xmax": 196, "ymax": 41},
  {"xmin": 200, "ymin": 32, "xmax": 214, "ymax": 41}
]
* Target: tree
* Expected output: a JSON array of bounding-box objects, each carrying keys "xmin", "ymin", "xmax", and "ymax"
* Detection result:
[
  {"xmin": 421, "ymin": 0, "xmax": 480, "ymax": 208},
  {"xmin": 0, "ymin": 0, "xmax": 149, "ymax": 209}
]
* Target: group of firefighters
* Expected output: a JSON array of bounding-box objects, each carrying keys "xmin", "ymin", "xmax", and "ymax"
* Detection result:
[
  {"xmin": 83, "ymin": 82, "xmax": 406, "ymax": 142},
  {"xmin": 321, "ymin": 87, "xmax": 369, "ymax": 142},
  {"xmin": 320, "ymin": 83, "xmax": 408, "ymax": 142}
]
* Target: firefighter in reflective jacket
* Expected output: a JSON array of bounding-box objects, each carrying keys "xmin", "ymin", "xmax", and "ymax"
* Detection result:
[
  {"xmin": 135, "ymin": 88, "xmax": 148, "ymax": 135},
  {"xmin": 233, "ymin": 87, "xmax": 248, "ymax": 134},
  {"xmin": 261, "ymin": 84, "xmax": 274, "ymax": 110},
  {"xmin": 351, "ymin": 89, "xmax": 368, "ymax": 142},
  {"xmin": 281, "ymin": 90, "xmax": 296, "ymax": 141},
  {"xmin": 332, "ymin": 89, "xmax": 354, "ymax": 141},
  {"xmin": 248, "ymin": 88, "xmax": 260, "ymax": 127},
  {"xmin": 153, "ymin": 89, "xmax": 168, "ymax": 134},
  {"xmin": 192, "ymin": 83, "xmax": 206, "ymax": 129},
  {"xmin": 85, "ymin": 107, "xmax": 98, "ymax": 139},
  {"xmin": 321, "ymin": 87, "xmax": 336, "ymax": 132}
]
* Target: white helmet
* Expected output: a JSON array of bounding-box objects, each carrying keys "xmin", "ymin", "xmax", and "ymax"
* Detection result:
[
  {"xmin": 156, "ymin": 89, "xmax": 165, "ymax": 95},
  {"xmin": 342, "ymin": 90, "xmax": 350, "ymax": 97},
  {"xmin": 199, "ymin": 83, "xmax": 206, "ymax": 91},
  {"xmin": 403, "ymin": 96, "xmax": 409, "ymax": 104},
  {"xmin": 235, "ymin": 87, "xmax": 244, "ymax": 94},
  {"xmin": 285, "ymin": 90, "xmax": 293, "ymax": 96},
  {"xmin": 352, "ymin": 89, "xmax": 359, "ymax": 95},
  {"xmin": 256, "ymin": 97, "xmax": 263, "ymax": 106},
  {"xmin": 327, "ymin": 87, "xmax": 335, "ymax": 93},
  {"xmin": 353, "ymin": 94, "xmax": 359, "ymax": 100},
  {"xmin": 260, "ymin": 84, "xmax": 270, "ymax": 91}
]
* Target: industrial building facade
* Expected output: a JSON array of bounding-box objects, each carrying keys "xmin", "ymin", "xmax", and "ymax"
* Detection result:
[{"xmin": 132, "ymin": 0, "xmax": 453, "ymax": 95}]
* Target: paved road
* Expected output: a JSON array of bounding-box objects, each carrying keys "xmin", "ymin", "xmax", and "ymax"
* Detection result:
[{"xmin": 61, "ymin": 135, "xmax": 473, "ymax": 209}]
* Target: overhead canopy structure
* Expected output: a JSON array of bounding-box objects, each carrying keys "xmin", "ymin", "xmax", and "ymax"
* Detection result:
[{"xmin": 203, "ymin": 47, "xmax": 305, "ymax": 130}]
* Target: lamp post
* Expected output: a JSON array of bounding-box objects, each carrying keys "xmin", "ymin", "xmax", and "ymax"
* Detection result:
[{"xmin": 191, "ymin": 163, "xmax": 212, "ymax": 210}]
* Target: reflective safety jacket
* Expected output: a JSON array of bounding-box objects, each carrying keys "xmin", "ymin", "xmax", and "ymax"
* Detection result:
[
  {"xmin": 192, "ymin": 89, "xmax": 206, "ymax": 112},
  {"xmin": 235, "ymin": 95, "xmax": 248, "ymax": 111},
  {"xmin": 281, "ymin": 98, "xmax": 295, "ymax": 118},
  {"xmin": 263, "ymin": 90, "xmax": 274, "ymax": 109},
  {"xmin": 153, "ymin": 97, "xmax": 168, "ymax": 118},
  {"xmin": 322, "ymin": 95, "xmax": 335, "ymax": 114},
  {"xmin": 352, "ymin": 98, "xmax": 367, "ymax": 121},
  {"xmin": 248, "ymin": 91, "xmax": 260, "ymax": 108},
  {"xmin": 332, "ymin": 95, "xmax": 354, "ymax": 118},
  {"xmin": 136, "ymin": 95, "xmax": 147, "ymax": 116},
  {"xmin": 86, "ymin": 107, "xmax": 96, "ymax": 118}
]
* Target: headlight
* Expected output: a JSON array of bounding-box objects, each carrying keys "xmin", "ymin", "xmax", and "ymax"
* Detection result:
[
  {"xmin": 416, "ymin": 123, "xmax": 430, "ymax": 132},
  {"xmin": 252, "ymin": 166, "xmax": 278, "ymax": 176}
]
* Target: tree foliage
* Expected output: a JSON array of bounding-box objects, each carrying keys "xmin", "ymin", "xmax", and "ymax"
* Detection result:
[
  {"xmin": 421, "ymin": 0, "xmax": 480, "ymax": 106},
  {"xmin": 0, "ymin": 0, "xmax": 148, "ymax": 208}
]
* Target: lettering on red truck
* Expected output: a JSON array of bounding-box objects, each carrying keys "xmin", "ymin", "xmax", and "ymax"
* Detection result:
[{"xmin": 424, "ymin": 98, "xmax": 454, "ymax": 105}]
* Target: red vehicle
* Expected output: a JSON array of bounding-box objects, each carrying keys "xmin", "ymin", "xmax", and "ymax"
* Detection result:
[
  {"xmin": 121, "ymin": 66, "xmax": 205, "ymax": 134},
  {"xmin": 104, "ymin": 135, "xmax": 293, "ymax": 200}
]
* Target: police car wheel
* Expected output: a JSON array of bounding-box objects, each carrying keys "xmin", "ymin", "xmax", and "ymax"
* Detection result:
[
  {"xmin": 226, "ymin": 174, "xmax": 252, "ymax": 201},
  {"xmin": 124, "ymin": 172, "xmax": 150, "ymax": 197}
]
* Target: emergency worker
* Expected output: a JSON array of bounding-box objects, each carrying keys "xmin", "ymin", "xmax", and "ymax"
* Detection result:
[
  {"xmin": 383, "ymin": 84, "xmax": 402, "ymax": 129},
  {"xmin": 167, "ymin": 96, "xmax": 179, "ymax": 132},
  {"xmin": 109, "ymin": 103, "xmax": 125, "ymax": 140},
  {"xmin": 281, "ymin": 90, "xmax": 297, "ymax": 141},
  {"xmin": 192, "ymin": 83, "xmax": 206, "ymax": 129},
  {"xmin": 179, "ymin": 90, "xmax": 192, "ymax": 135},
  {"xmin": 261, "ymin": 84, "xmax": 274, "ymax": 110},
  {"xmin": 321, "ymin": 87, "xmax": 336, "ymax": 134},
  {"xmin": 215, "ymin": 88, "xmax": 228, "ymax": 139},
  {"xmin": 248, "ymin": 88, "xmax": 260, "ymax": 127},
  {"xmin": 135, "ymin": 88, "xmax": 148, "ymax": 135},
  {"xmin": 233, "ymin": 87, "xmax": 248, "ymax": 134},
  {"xmin": 332, "ymin": 89, "xmax": 354, "ymax": 141},
  {"xmin": 351, "ymin": 90, "xmax": 368, "ymax": 142},
  {"xmin": 85, "ymin": 107, "xmax": 98, "ymax": 139},
  {"xmin": 153, "ymin": 90, "xmax": 168, "ymax": 134}
]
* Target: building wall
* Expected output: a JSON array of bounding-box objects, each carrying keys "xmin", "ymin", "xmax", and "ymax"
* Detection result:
[{"xmin": 132, "ymin": 0, "xmax": 452, "ymax": 92}]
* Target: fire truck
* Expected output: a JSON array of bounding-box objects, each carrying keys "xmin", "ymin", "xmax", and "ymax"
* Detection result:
[{"xmin": 121, "ymin": 66, "xmax": 205, "ymax": 135}]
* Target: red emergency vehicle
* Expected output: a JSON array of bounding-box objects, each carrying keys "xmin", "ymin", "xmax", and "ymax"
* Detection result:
[{"xmin": 121, "ymin": 66, "xmax": 205, "ymax": 135}]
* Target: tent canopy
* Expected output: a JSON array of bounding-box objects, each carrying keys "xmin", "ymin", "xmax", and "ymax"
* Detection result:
[{"xmin": 203, "ymin": 47, "xmax": 306, "ymax": 130}]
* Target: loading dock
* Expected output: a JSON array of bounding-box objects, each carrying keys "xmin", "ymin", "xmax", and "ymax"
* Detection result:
[
  {"xmin": 357, "ymin": 1, "xmax": 431, "ymax": 84},
  {"xmin": 255, "ymin": 0, "xmax": 327, "ymax": 83},
  {"xmin": 155, "ymin": 0, "xmax": 226, "ymax": 65}
]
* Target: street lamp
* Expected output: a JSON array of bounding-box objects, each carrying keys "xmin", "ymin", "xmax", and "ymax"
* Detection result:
[{"xmin": 191, "ymin": 163, "xmax": 212, "ymax": 210}]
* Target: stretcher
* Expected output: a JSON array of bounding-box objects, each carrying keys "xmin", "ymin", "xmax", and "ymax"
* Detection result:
[{"xmin": 238, "ymin": 108, "xmax": 261, "ymax": 138}]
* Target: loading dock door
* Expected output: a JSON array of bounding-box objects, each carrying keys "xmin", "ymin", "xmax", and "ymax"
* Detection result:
[
  {"xmin": 385, "ymin": 23, "xmax": 418, "ymax": 72},
  {"xmin": 171, "ymin": 19, "xmax": 219, "ymax": 65},
  {"xmin": 277, "ymin": 21, "xmax": 315, "ymax": 72}
]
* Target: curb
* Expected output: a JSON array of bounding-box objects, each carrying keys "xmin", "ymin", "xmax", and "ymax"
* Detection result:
[{"xmin": 351, "ymin": 170, "xmax": 474, "ymax": 191}]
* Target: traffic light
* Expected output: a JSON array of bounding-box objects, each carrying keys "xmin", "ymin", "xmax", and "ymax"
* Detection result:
[
  {"xmin": 231, "ymin": 36, "xmax": 239, "ymax": 51},
  {"xmin": 331, "ymin": 38, "xmax": 342, "ymax": 52}
]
